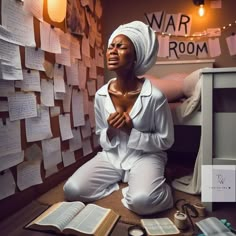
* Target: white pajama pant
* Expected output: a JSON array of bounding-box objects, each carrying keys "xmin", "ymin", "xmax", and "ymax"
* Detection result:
[{"xmin": 63, "ymin": 152, "xmax": 173, "ymax": 215}]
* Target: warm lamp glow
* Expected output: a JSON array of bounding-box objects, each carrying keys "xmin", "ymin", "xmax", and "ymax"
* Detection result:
[
  {"xmin": 47, "ymin": 0, "xmax": 67, "ymax": 22},
  {"xmin": 198, "ymin": 4, "xmax": 205, "ymax": 17}
]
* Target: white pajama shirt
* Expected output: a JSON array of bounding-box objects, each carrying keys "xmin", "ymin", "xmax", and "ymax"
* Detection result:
[{"xmin": 64, "ymin": 78, "xmax": 175, "ymax": 215}]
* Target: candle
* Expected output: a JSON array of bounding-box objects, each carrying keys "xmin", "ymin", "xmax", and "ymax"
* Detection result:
[{"xmin": 128, "ymin": 225, "xmax": 146, "ymax": 236}]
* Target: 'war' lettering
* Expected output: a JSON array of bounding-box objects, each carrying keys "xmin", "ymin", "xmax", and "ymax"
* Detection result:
[{"xmin": 178, "ymin": 14, "xmax": 191, "ymax": 35}]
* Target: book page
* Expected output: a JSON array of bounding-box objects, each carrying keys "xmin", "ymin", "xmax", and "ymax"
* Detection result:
[
  {"xmin": 196, "ymin": 217, "xmax": 233, "ymax": 235},
  {"xmin": 141, "ymin": 218, "xmax": 180, "ymax": 235},
  {"xmin": 64, "ymin": 204, "xmax": 110, "ymax": 234},
  {"xmin": 31, "ymin": 202, "xmax": 85, "ymax": 232}
]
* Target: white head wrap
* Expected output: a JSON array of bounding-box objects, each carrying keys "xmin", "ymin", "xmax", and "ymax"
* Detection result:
[{"xmin": 108, "ymin": 20, "xmax": 158, "ymax": 76}]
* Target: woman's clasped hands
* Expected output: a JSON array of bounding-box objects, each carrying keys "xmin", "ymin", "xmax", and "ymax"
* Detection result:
[{"xmin": 107, "ymin": 111, "xmax": 133, "ymax": 135}]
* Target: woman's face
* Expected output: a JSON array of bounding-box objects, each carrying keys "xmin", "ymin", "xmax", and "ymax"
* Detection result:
[{"xmin": 106, "ymin": 34, "xmax": 136, "ymax": 73}]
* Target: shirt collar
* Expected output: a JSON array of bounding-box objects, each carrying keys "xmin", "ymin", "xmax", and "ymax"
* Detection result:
[{"xmin": 97, "ymin": 77, "xmax": 152, "ymax": 97}]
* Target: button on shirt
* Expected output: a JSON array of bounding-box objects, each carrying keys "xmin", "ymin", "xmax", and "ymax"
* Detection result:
[{"xmin": 94, "ymin": 78, "xmax": 174, "ymax": 170}]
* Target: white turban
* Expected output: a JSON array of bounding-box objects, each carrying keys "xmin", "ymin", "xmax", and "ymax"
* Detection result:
[{"xmin": 108, "ymin": 21, "xmax": 158, "ymax": 76}]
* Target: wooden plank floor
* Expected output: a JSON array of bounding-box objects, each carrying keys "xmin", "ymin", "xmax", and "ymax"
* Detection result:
[{"xmin": 1, "ymin": 200, "xmax": 236, "ymax": 236}]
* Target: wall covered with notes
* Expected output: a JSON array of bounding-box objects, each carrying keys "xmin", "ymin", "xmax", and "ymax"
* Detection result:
[{"xmin": 0, "ymin": 0, "xmax": 104, "ymax": 202}]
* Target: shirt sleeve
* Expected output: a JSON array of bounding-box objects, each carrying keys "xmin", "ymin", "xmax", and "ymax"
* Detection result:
[
  {"xmin": 94, "ymin": 94, "xmax": 120, "ymax": 150},
  {"xmin": 127, "ymin": 99, "xmax": 174, "ymax": 152}
]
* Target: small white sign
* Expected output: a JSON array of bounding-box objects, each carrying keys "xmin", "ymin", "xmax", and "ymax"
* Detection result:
[{"xmin": 201, "ymin": 165, "xmax": 236, "ymax": 202}]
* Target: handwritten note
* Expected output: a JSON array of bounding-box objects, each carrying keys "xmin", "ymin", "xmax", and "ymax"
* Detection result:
[
  {"xmin": 87, "ymin": 79, "xmax": 97, "ymax": 96},
  {"xmin": 89, "ymin": 58, "xmax": 97, "ymax": 79},
  {"xmin": 40, "ymin": 21, "xmax": 61, "ymax": 53},
  {"xmin": 72, "ymin": 89, "xmax": 85, "ymax": 127},
  {"xmin": 83, "ymin": 89, "xmax": 89, "ymax": 115},
  {"xmin": 92, "ymin": 133, "xmax": 100, "ymax": 148},
  {"xmin": 0, "ymin": 38, "xmax": 22, "ymax": 69},
  {"xmin": 0, "ymin": 25, "xmax": 19, "ymax": 45},
  {"xmin": 0, "ymin": 61, "xmax": 23, "ymax": 81},
  {"xmin": 41, "ymin": 137, "xmax": 62, "ymax": 170},
  {"xmin": 8, "ymin": 92, "xmax": 37, "ymax": 121},
  {"xmin": 54, "ymin": 64, "xmax": 66, "ymax": 93},
  {"xmin": 17, "ymin": 160, "xmax": 43, "ymax": 191},
  {"xmin": 82, "ymin": 138, "xmax": 93, "ymax": 156},
  {"xmin": 45, "ymin": 166, "xmax": 59, "ymax": 178},
  {"xmin": 0, "ymin": 151, "xmax": 24, "ymax": 172},
  {"xmin": 25, "ymin": 106, "xmax": 52, "ymax": 142},
  {"xmin": 0, "ymin": 169, "xmax": 16, "ymax": 200},
  {"xmin": 40, "ymin": 79, "xmax": 54, "ymax": 107},
  {"xmin": 69, "ymin": 128, "xmax": 82, "ymax": 151},
  {"xmin": 62, "ymin": 150, "xmax": 76, "ymax": 167},
  {"xmin": 88, "ymin": 100, "xmax": 96, "ymax": 128},
  {"xmin": 95, "ymin": 48, "xmax": 104, "ymax": 68},
  {"xmin": 70, "ymin": 36, "xmax": 81, "ymax": 59},
  {"xmin": 23, "ymin": 0, "xmax": 44, "ymax": 21},
  {"xmin": 66, "ymin": 61, "xmax": 79, "ymax": 86},
  {"xmin": 82, "ymin": 35, "xmax": 90, "ymax": 57},
  {"xmin": 59, "ymin": 113, "xmax": 74, "ymax": 141},
  {"xmin": 55, "ymin": 47, "xmax": 71, "ymax": 67},
  {"xmin": 81, "ymin": 119, "xmax": 92, "ymax": 138},
  {"xmin": 78, "ymin": 60, "xmax": 87, "ymax": 89},
  {"xmin": 62, "ymin": 85, "xmax": 72, "ymax": 113},
  {"xmin": 25, "ymin": 47, "xmax": 45, "ymax": 71},
  {"xmin": 15, "ymin": 69, "xmax": 41, "ymax": 92},
  {"xmin": 226, "ymin": 34, "xmax": 236, "ymax": 56},
  {"xmin": 56, "ymin": 28, "xmax": 71, "ymax": 49},
  {"xmin": 0, "ymin": 118, "xmax": 21, "ymax": 157},
  {"xmin": 1, "ymin": 0, "xmax": 36, "ymax": 46},
  {"xmin": 208, "ymin": 37, "xmax": 221, "ymax": 57},
  {"xmin": 157, "ymin": 35, "xmax": 170, "ymax": 58}
]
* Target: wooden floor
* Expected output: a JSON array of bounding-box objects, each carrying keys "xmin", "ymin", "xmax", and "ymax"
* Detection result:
[{"xmin": 0, "ymin": 200, "xmax": 236, "ymax": 236}]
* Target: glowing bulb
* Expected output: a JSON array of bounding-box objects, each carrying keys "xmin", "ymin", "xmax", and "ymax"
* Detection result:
[
  {"xmin": 47, "ymin": 0, "xmax": 67, "ymax": 23},
  {"xmin": 198, "ymin": 4, "xmax": 205, "ymax": 17}
]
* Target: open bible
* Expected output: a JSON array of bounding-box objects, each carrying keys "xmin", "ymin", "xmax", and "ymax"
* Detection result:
[
  {"xmin": 25, "ymin": 201, "xmax": 120, "ymax": 236},
  {"xmin": 141, "ymin": 218, "xmax": 180, "ymax": 235}
]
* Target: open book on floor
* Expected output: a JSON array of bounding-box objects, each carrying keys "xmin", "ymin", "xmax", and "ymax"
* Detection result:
[
  {"xmin": 25, "ymin": 201, "xmax": 120, "ymax": 236},
  {"xmin": 196, "ymin": 217, "xmax": 235, "ymax": 236},
  {"xmin": 141, "ymin": 218, "xmax": 180, "ymax": 235}
]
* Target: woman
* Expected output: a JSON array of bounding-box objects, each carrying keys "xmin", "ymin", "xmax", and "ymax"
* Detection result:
[{"xmin": 64, "ymin": 21, "xmax": 174, "ymax": 215}]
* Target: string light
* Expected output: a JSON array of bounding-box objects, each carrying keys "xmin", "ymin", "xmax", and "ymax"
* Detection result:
[{"xmin": 156, "ymin": 20, "xmax": 236, "ymax": 39}]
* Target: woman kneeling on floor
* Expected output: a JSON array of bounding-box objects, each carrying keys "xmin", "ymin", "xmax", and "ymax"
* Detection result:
[{"xmin": 64, "ymin": 20, "xmax": 174, "ymax": 215}]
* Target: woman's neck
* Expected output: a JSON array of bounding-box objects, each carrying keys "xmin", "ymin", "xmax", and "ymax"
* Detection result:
[{"xmin": 115, "ymin": 72, "xmax": 139, "ymax": 94}]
